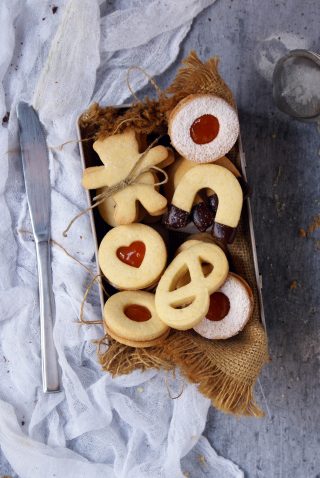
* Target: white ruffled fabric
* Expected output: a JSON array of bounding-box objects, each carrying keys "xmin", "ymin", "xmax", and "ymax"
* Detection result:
[{"xmin": 0, "ymin": 1, "xmax": 243, "ymax": 477}]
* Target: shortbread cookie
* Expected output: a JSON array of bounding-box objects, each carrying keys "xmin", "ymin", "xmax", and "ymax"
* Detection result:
[
  {"xmin": 97, "ymin": 189, "xmax": 145, "ymax": 227},
  {"xmin": 175, "ymin": 234, "xmax": 216, "ymax": 256},
  {"xmin": 83, "ymin": 128, "xmax": 173, "ymax": 188},
  {"xmin": 193, "ymin": 273, "xmax": 253, "ymax": 339},
  {"xmin": 104, "ymin": 291, "xmax": 170, "ymax": 348},
  {"xmin": 155, "ymin": 242, "xmax": 228, "ymax": 330},
  {"xmin": 97, "ymin": 169, "xmax": 168, "ymax": 226},
  {"xmin": 168, "ymin": 94, "xmax": 239, "ymax": 163},
  {"xmin": 82, "ymin": 129, "xmax": 173, "ymax": 224},
  {"xmin": 99, "ymin": 224, "xmax": 167, "ymax": 290},
  {"xmin": 107, "ymin": 327, "xmax": 170, "ymax": 348},
  {"xmin": 111, "ymin": 171, "xmax": 167, "ymax": 224},
  {"xmin": 164, "ymin": 155, "xmax": 241, "ymax": 202},
  {"xmin": 187, "ymin": 232, "xmax": 229, "ymax": 255},
  {"xmin": 97, "ymin": 193, "xmax": 119, "ymax": 227},
  {"xmin": 164, "ymin": 164, "xmax": 243, "ymax": 243}
]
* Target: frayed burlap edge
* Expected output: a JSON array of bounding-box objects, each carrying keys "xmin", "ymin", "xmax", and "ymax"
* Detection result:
[
  {"xmin": 79, "ymin": 51, "xmax": 235, "ymax": 141},
  {"xmin": 163, "ymin": 332, "xmax": 265, "ymax": 417},
  {"xmin": 97, "ymin": 330, "xmax": 266, "ymax": 417},
  {"xmin": 167, "ymin": 50, "xmax": 236, "ymax": 108},
  {"xmin": 97, "ymin": 334, "xmax": 173, "ymax": 376}
]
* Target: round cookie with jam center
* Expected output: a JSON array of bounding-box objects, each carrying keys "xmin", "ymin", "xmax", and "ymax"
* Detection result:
[
  {"xmin": 193, "ymin": 272, "xmax": 253, "ymax": 340},
  {"xmin": 99, "ymin": 224, "xmax": 167, "ymax": 290},
  {"xmin": 168, "ymin": 94, "xmax": 239, "ymax": 163},
  {"xmin": 104, "ymin": 291, "xmax": 170, "ymax": 348}
]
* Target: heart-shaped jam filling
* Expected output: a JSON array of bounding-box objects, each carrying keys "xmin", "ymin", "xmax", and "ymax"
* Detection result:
[
  {"xmin": 117, "ymin": 241, "xmax": 146, "ymax": 268},
  {"xmin": 206, "ymin": 292, "xmax": 230, "ymax": 321},
  {"xmin": 124, "ymin": 304, "xmax": 152, "ymax": 322}
]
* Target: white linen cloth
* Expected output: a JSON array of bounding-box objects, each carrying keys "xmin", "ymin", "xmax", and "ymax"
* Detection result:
[{"xmin": 0, "ymin": 1, "xmax": 243, "ymax": 477}]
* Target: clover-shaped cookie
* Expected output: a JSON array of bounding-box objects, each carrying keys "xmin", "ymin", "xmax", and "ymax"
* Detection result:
[{"xmin": 82, "ymin": 129, "xmax": 173, "ymax": 225}]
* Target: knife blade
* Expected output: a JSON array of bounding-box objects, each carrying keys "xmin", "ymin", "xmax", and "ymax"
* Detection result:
[{"xmin": 17, "ymin": 102, "xmax": 60, "ymax": 393}]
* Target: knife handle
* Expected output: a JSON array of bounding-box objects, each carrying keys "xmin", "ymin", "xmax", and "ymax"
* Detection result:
[{"xmin": 35, "ymin": 239, "xmax": 60, "ymax": 393}]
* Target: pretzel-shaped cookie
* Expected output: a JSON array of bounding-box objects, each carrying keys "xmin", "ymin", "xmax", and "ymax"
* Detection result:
[{"xmin": 155, "ymin": 242, "xmax": 229, "ymax": 330}]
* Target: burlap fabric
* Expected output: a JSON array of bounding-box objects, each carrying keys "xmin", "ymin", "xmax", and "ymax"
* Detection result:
[{"xmin": 82, "ymin": 52, "xmax": 269, "ymax": 416}]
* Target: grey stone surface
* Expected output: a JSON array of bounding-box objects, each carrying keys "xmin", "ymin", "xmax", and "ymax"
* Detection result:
[{"xmin": 157, "ymin": 1, "xmax": 320, "ymax": 477}]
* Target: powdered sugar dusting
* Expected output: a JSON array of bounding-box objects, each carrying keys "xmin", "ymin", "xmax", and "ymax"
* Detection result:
[
  {"xmin": 169, "ymin": 95, "xmax": 239, "ymax": 163},
  {"xmin": 193, "ymin": 274, "xmax": 252, "ymax": 339},
  {"xmin": 254, "ymin": 32, "xmax": 309, "ymax": 81},
  {"xmin": 280, "ymin": 56, "xmax": 320, "ymax": 118}
]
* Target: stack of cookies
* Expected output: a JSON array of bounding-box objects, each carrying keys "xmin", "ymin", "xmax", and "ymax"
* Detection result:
[{"xmin": 82, "ymin": 92, "xmax": 255, "ymax": 349}]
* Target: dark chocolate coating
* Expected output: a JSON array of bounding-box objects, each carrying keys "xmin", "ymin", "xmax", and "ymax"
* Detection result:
[
  {"xmin": 163, "ymin": 204, "xmax": 190, "ymax": 229},
  {"xmin": 213, "ymin": 222, "xmax": 237, "ymax": 244},
  {"xmin": 207, "ymin": 193, "xmax": 219, "ymax": 214},
  {"xmin": 192, "ymin": 202, "xmax": 215, "ymax": 232}
]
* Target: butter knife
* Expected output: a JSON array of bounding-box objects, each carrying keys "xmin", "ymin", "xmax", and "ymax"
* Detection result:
[{"xmin": 17, "ymin": 102, "xmax": 60, "ymax": 393}]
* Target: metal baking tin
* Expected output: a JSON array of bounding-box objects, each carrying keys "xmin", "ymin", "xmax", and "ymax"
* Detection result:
[{"xmin": 77, "ymin": 111, "xmax": 266, "ymax": 330}]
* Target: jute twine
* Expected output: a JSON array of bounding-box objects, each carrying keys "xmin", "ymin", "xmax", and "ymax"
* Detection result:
[
  {"xmin": 47, "ymin": 66, "xmax": 166, "ymax": 238},
  {"xmin": 18, "ymin": 229, "xmax": 189, "ymax": 402},
  {"xmin": 18, "ymin": 229, "xmax": 106, "ymax": 325},
  {"xmin": 62, "ymin": 135, "xmax": 168, "ymax": 237}
]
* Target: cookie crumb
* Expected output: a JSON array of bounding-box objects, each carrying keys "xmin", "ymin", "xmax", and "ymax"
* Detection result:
[
  {"xmin": 42, "ymin": 17, "xmax": 46, "ymax": 21},
  {"xmin": 137, "ymin": 387, "xmax": 144, "ymax": 393},
  {"xmin": 271, "ymin": 132, "xmax": 277, "ymax": 139},
  {"xmin": 52, "ymin": 5, "xmax": 58, "ymax": 14},
  {"xmin": 2, "ymin": 112, "xmax": 10, "ymax": 125},
  {"xmin": 274, "ymin": 193, "xmax": 286, "ymax": 216},
  {"xmin": 198, "ymin": 454, "xmax": 206, "ymax": 464},
  {"xmin": 307, "ymin": 215, "xmax": 320, "ymax": 235},
  {"xmin": 182, "ymin": 472, "xmax": 190, "ymax": 478},
  {"xmin": 273, "ymin": 166, "xmax": 282, "ymax": 187},
  {"xmin": 290, "ymin": 280, "xmax": 298, "ymax": 290},
  {"xmin": 21, "ymin": 420, "xmax": 25, "ymax": 426},
  {"xmin": 298, "ymin": 228, "xmax": 306, "ymax": 238}
]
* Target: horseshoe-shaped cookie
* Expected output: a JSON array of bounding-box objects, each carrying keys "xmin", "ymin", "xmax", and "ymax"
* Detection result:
[
  {"xmin": 164, "ymin": 155, "xmax": 241, "ymax": 203},
  {"xmin": 164, "ymin": 164, "xmax": 243, "ymax": 243},
  {"xmin": 155, "ymin": 242, "xmax": 229, "ymax": 330},
  {"xmin": 104, "ymin": 291, "xmax": 170, "ymax": 348}
]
